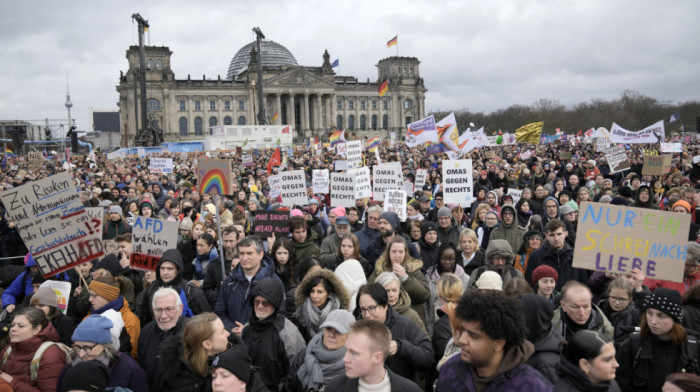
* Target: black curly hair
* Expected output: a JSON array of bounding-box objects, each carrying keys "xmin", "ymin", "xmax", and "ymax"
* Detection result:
[{"xmin": 451, "ymin": 290, "xmax": 526, "ymax": 349}]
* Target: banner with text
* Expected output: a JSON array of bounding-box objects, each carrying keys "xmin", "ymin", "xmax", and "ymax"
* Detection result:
[
  {"xmin": 351, "ymin": 167, "xmax": 372, "ymax": 199},
  {"xmin": 442, "ymin": 159, "xmax": 474, "ymax": 206},
  {"xmin": 312, "ymin": 169, "xmax": 330, "ymax": 194},
  {"xmin": 346, "ymin": 140, "xmax": 363, "ymax": 169},
  {"xmin": 330, "ymin": 172, "xmax": 357, "ymax": 207},
  {"xmin": 414, "ymin": 169, "xmax": 427, "ymax": 190},
  {"xmin": 280, "ymin": 170, "xmax": 308, "ymax": 206},
  {"xmin": 384, "ymin": 189, "xmax": 407, "ymax": 221},
  {"xmin": 609, "ymin": 120, "xmax": 665, "ymax": 144},
  {"xmin": 149, "ymin": 158, "xmax": 173, "ymax": 174},
  {"xmin": 660, "ymin": 143, "xmax": 683, "ymax": 153},
  {"xmin": 606, "ymin": 145, "xmax": 632, "ymax": 174},
  {"xmin": 253, "ymin": 210, "xmax": 290, "ymax": 237},
  {"xmin": 372, "ymin": 162, "xmax": 404, "ymax": 201},
  {"xmin": 131, "ymin": 216, "xmax": 178, "ymax": 272},
  {"xmin": 642, "ymin": 155, "xmax": 673, "ymax": 176},
  {"xmin": 242, "ymin": 155, "xmax": 254, "ymax": 167}
]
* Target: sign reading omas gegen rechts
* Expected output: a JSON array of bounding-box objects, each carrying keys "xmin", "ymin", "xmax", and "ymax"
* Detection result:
[
  {"xmin": 442, "ymin": 159, "xmax": 474, "ymax": 206},
  {"xmin": 0, "ymin": 172, "xmax": 104, "ymax": 276}
]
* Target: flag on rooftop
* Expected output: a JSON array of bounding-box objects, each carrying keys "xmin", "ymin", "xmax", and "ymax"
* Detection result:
[
  {"xmin": 387, "ymin": 36, "xmax": 398, "ymax": 48},
  {"xmin": 331, "ymin": 59, "xmax": 339, "ymax": 68},
  {"xmin": 378, "ymin": 79, "xmax": 388, "ymax": 96}
]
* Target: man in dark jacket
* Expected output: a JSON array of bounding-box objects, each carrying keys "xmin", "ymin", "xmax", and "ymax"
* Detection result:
[
  {"xmin": 325, "ymin": 319, "xmax": 422, "ymax": 391},
  {"xmin": 355, "ymin": 205, "xmax": 382, "ymax": 256},
  {"xmin": 519, "ymin": 293, "xmax": 562, "ymax": 385},
  {"xmin": 289, "ymin": 216, "xmax": 321, "ymax": 262},
  {"xmin": 242, "ymin": 277, "xmax": 305, "ymax": 391},
  {"xmin": 364, "ymin": 211, "xmax": 420, "ymax": 264},
  {"xmin": 202, "ymin": 226, "xmax": 237, "ymax": 307},
  {"xmin": 214, "ymin": 236, "xmax": 285, "ymax": 332},
  {"xmin": 525, "ymin": 219, "xmax": 589, "ymax": 291}
]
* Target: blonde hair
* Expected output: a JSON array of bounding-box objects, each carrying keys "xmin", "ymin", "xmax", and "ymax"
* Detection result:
[{"xmin": 437, "ymin": 273, "xmax": 463, "ymax": 316}]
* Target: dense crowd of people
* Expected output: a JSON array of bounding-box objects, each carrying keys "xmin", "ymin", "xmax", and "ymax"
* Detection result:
[{"xmin": 1, "ymin": 138, "xmax": 700, "ymax": 391}]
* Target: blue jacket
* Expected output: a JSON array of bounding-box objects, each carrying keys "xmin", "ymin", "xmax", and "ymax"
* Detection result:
[
  {"xmin": 1, "ymin": 255, "xmax": 37, "ymax": 308},
  {"xmin": 214, "ymin": 256, "xmax": 284, "ymax": 331}
]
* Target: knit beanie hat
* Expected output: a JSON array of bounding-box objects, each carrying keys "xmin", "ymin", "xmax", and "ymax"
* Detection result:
[
  {"xmin": 599, "ymin": 195, "xmax": 613, "ymax": 204},
  {"xmin": 610, "ymin": 196, "xmax": 628, "ymax": 206},
  {"xmin": 559, "ymin": 203, "xmax": 575, "ymax": 216},
  {"xmin": 531, "ymin": 265, "xmax": 559, "ymax": 285},
  {"xmin": 89, "ymin": 279, "xmax": 120, "ymax": 302},
  {"xmin": 643, "ymin": 288, "xmax": 683, "ymax": 324},
  {"xmin": 330, "ymin": 206, "xmax": 346, "ymax": 217},
  {"xmin": 180, "ymin": 217, "xmax": 194, "ymax": 231},
  {"xmin": 62, "ymin": 360, "xmax": 111, "ymax": 392},
  {"xmin": 673, "ymin": 200, "xmax": 692, "ymax": 213},
  {"xmin": 437, "ymin": 207, "xmax": 452, "ymax": 218},
  {"xmin": 109, "ymin": 205, "xmax": 123, "ymax": 216},
  {"xmin": 72, "ymin": 315, "xmax": 114, "ymax": 344},
  {"xmin": 212, "ymin": 345, "xmax": 252, "ymax": 384},
  {"xmin": 93, "ymin": 254, "xmax": 121, "ymax": 277},
  {"xmin": 290, "ymin": 209, "xmax": 303, "ymax": 217},
  {"xmin": 30, "ymin": 285, "xmax": 58, "ymax": 308},
  {"xmin": 379, "ymin": 211, "xmax": 400, "ymax": 231},
  {"xmin": 421, "ymin": 221, "xmax": 439, "ymax": 237},
  {"xmin": 139, "ymin": 199, "xmax": 154, "ymax": 212},
  {"xmin": 565, "ymin": 200, "xmax": 579, "ymax": 212},
  {"xmin": 476, "ymin": 271, "xmax": 502, "ymax": 290}
]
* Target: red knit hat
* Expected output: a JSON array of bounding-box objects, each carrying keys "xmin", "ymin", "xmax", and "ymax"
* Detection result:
[{"xmin": 531, "ymin": 265, "xmax": 559, "ymax": 285}]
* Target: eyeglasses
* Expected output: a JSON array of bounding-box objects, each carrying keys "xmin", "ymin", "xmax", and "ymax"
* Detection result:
[
  {"xmin": 609, "ymin": 296, "xmax": 630, "ymax": 303},
  {"xmin": 359, "ymin": 304, "xmax": 380, "ymax": 315},
  {"xmin": 254, "ymin": 299, "xmax": 271, "ymax": 307},
  {"xmin": 154, "ymin": 306, "xmax": 178, "ymax": 314},
  {"xmin": 73, "ymin": 343, "xmax": 97, "ymax": 353}
]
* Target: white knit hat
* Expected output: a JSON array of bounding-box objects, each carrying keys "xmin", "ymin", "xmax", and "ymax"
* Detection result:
[{"xmin": 476, "ymin": 271, "xmax": 503, "ymax": 291}]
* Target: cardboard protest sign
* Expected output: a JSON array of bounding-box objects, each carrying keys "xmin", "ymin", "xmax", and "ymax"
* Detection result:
[
  {"xmin": 414, "ymin": 169, "xmax": 427, "ymax": 189},
  {"xmin": 28, "ymin": 152, "xmax": 43, "ymax": 172},
  {"xmin": 485, "ymin": 151, "xmax": 496, "ymax": 159},
  {"xmin": 559, "ymin": 151, "xmax": 572, "ymax": 160},
  {"xmin": 346, "ymin": 140, "xmax": 363, "ymax": 169},
  {"xmin": 85, "ymin": 207, "xmax": 104, "ymax": 226},
  {"xmin": 442, "ymin": 159, "xmax": 474, "ymax": 206},
  {"xmin": 642, "ymin": 155, "xmax": 672, "ymax": 176},
  {"xmin": 149, "ymin": 158, "xmax": 173, "ymax": 174},
  {"xmin": 39, "ymin": 280, "xmax": 71, "ymax": 314},
  {"xmin": 279, "ymin": 170, "xmax": 307, "ymax": 206},
  {"xmin": 384, "ymin": 189, "xmax": 407, "ymax": 221},
  {"xmin": 660, "ymin": 143, "xmax": 682, "ymax": 153},
  {"xmin": 312, "ymin": 169, "xmax": 330, "ymax": 194},
  {"xmin": 0, "ymin": 172, "xmax": 105, "ymax": 277},
  {"xmin": 606, "ymin": 145, "xmax": 632, "ymax": 174},
  {"xmin": 253, "ymin": 210, "xmax": 290, "ymax": 237},
  {"xmin": 242, "ymin": 154, "xmax": 254, "ymax": 167},
  {"xmin": 351, "ymin": 167, "xmax": 372, "ymax": 199},
  {"xmin": 507, "ymin": 188, "xmax": 522, "ymax": 205},
  {"xmin": 197, "ymin": 159, "xmax": 234, "ymax": 195},
  {"xmin": 573, "ymin": 202, "xmax": 689, "ymax": 282},
  {"xmin": 130, "ymin": 216, "xmax": 178, "ymax": 272},
  {"xmin": 330, "ymin": 172, "xmax": 356, "ymax": 207},
  {"xmin": 372, "ymin": 162, "xmax": 404, "ymax": 201}
]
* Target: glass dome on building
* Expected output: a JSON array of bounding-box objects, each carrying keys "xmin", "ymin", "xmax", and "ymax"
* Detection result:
[{"xmin": 226, "ymin": 40, "xmax": 298, "ymax": 80}]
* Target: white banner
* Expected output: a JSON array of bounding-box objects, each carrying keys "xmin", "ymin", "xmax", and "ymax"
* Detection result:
[
  {"xmin": 660, "ymin": 143, "xmax": 682, "ymax": 153},
  {"xmin": 280, "ymin": 170, "xmax": 308, "ymax": 206},
  {"xmin": 404, "ymin": 181, "xmax": 414, "ymax": 195},
  {"xmin": 372, "ymin": 162, "xmax": 404, "ymax": 201},
  {"xmin": 330, "ymin": 172, "xmax": 356, "ymax": 207},
  {"xmin": 346, "ymin": 140, "xmax": 363, "ymax": 169},
  {"xmin": 150, "ymin": 158, "xmax": 173, "ymax": 174},
  {"xmin": 414, "ymin": 169, "xmax": 427, "ymax": 189},
  {"xmin": 350, "ymin": 167, "xmax": 372, "ymax": 199},
  {"xmin": 507, "ymin": 188, "xmax": 522, "ymax": 205},
  {"xmin": 384, "ymin": 189, "xmax": 407, "ymax": 222},
  {"xmin": 609, "ymin": 120, "xmax": 665, "ymax": 144},
  {"xmin": 334, "ymin": 160, "xmax": 348, "ymax": 171},
  {"xmin": 312, "ymin": 169, "xmax": 330, "ymax": 194},
  {"xmin": 406, "ymin": 115, "xmax": 438, "ymax": 148},
  {"xmin": 442, "ymin": 159, "xmax": 474, "ymax": 207}
]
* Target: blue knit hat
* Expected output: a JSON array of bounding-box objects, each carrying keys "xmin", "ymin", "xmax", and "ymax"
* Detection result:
[{"xmin": 72, "ymin": 315, "xmax": 113, "ymax": 344}]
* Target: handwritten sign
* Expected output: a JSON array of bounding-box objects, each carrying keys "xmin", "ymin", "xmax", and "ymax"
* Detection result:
[
  {"xmin": 312, "ymin": 169, "xmax": 330, "ymax": 194},
  {"xmin": 350, "ymin": 167, "xmax": 372, "ymax": 199},
  {"xmin": 150, "ymin": 158, "xmax": 173, "ymax": 174},
  {"xmin": 346, "ymin": 140, "xmax": 363, "ymax": 169},
  {"xmin": 336, "ymin": 143, "xmax": 347, "ymax": 157},
  {"xmin": 642, "ymin": 155, "xmax": 672, "ymax": 176},
  {"xmin": 253, "ymin": 210, "xmax": 290, "ymax": 237},
  {"xmin": 0, "ymin": 172, "xmax": 105, "ymax": 277},
  {"xmin": 280, "ymin": 170, "xmax": 307, "ymax": 207},
  {"xmin": 559, "ymin": 151, "xmax": 572, "ymax": 160},
  {"xmin": 507, "ymin": 188, "xmax": 522, "ymax": 205},
  {"xmin": 268, "ymin": 174, "xmax": 281, "ymax": 199},
  {"xmin": 130, "ymin": 216, "xmax": 178, "ymax": 272},
  {"xmin": 660, "ymin": 143, "xmax": 682, "ymax": 153},
  {"xmin": 519, "ymin": 150, "xmax": 531, "ymax": 161},
  {"xmin": 573, "ymin": 202, "xmax": 689, "ymax": 282},
  {"xmin": 384, "ymin": 189, "xmax": 407, "ymax": 222},
  {"xmin": 442, "ymin": 159, "xmax": 474, "ymax": 206},
  {"xmin": 28, "ymin": 152, "xmax": 44, "ymax": 172},
  {"xmin": 242, "ymin": 154, "xmax": 253, "ymax": 167},
  {"xmin": 414, "ymin": 169, "xmax": 427, "ymax": 190},
  {"xmin": 372, "ymin": 162, "xmax": 404, "ymax": 201},
  {"xmin": 334, "ymin": 160, "xmax": 348, "ymax": 171},
  {"xmin": 39, "ymin": 280, "xmax": 72, "ymax": 314},
  {"xmin": 606, "ymin": 145, "xmax": 631, "ymax": 174},
  {"xmin": 330, "ymin": 172, "xmax": 356, "ymax": 207}
]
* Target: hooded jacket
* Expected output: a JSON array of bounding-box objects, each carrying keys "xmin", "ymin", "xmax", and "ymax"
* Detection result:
[
  {"xmin": 539, "ymin": 197, "xmax": 576, "ymax": 245},
  {"xmin": 292, "ymin": 268, "xmax": 351, "ymax": 341},
  {"xmin": 468, "ymin": 239, "xmax": 524, "ymax": 290},
  {"xmin": 525, "ymin": 240, "xmax": 589, "ymax": 292},
  {"xmin": 213, "ymin": 255, "xmax": 285, "ymax": 331},
  {"xmin": 515, "ymin": 198, "xmax": 533, "ymax": 227},
  {"xmin": 364, "ymin": 213, "xmax": 421, "ymax": 264},
  {"xmin": 598, "ymin": 299, "xmax": 641, "ymax": 341},
  {"xmin": 551, "ymin": 304, "xmax": 614, "ymax": 341},
  {"xmin": 1, "ymin": 254, "xmax": 37, "ymax": 309},
  {"xmin": 291, "ymin": 228, "xmax": 321, "ymax": 263},
  {"xmin": 242, "ymin": 278, "xmax": 305, "ymax": 391},
  {"xmin": 632, "ymin": 185, "xmax": 659, "ymax": 210},
  {"xmin": 369, "ymin": 255, "xmax": 430, "ymax": 319},
  {"xmin": 418, "ymin": 221, "xmax": 440, "ymax": 273},
  {"xmin": 437, "ymin": 217, "xmax": 461, "ymax": 252},
  {"xmin": 520, "ymin": 294, "xmax": 563, "ymax": 385},
  {"xmin": 490, "ymin": 203, "xmax": 527, "ymax": 252}
]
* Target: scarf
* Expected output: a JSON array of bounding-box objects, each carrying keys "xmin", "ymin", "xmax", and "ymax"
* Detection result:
[
  {"xmin": 92, "ymin": 295, "xmax": 124, "ymax": 315},
  {"xmin": 298, "ymin": 296, "xmax": 340, "ymax": 338},
  {"xmin": 296, "ymin": 332, "xmax": 346, "ymax": 389},
  {"xmin": 194, "ymin": 247, "xmax": 218, "ymax": 280}
]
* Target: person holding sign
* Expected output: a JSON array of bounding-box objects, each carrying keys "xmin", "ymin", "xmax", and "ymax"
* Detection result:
[{"xmin": 30, "ymin": 285, "xmax": 76, "ymax": 347}]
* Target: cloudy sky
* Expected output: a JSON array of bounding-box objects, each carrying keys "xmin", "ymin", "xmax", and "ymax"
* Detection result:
[{"xmin": 0, "ymin": 0, "xmax": 698, "ymax": 132}]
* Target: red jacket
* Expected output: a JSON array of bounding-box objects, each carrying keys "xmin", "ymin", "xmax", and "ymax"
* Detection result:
[
  {"xmin": 644, "ymin": 271, "xmax": 700, "ymax": 296},
  {"xmin": 0, "ymin": 323, "xmax": 66, "ymax": 392}
]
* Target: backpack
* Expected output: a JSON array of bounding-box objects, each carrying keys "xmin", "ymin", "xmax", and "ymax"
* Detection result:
[{"xmin": 2, "ymin": 341, "xmax": 70, "ymax": 381}]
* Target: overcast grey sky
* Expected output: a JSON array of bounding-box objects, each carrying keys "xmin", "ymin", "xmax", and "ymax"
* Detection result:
[{"xmin": 0, "ymin": 0, "xmax": 698, "ymax": 132}]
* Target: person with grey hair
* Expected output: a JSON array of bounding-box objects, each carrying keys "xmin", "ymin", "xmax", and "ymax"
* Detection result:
[
  {"xmin": 375, "ymin": 271, "xmax": 427, "ymax": 334},
  {"xmin": 355, "ymin": 205, "xmax": 383, "ymax": 256}
]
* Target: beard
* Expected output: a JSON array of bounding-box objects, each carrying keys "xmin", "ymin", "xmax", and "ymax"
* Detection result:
[{"xmin": 380, "ymin": 228, "xmax": 395, "ymax": 238}]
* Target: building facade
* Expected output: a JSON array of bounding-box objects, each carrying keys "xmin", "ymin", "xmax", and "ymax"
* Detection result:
[{"xmin": 116, "ymin": 40, "xmax": 427, "ymax": 144}]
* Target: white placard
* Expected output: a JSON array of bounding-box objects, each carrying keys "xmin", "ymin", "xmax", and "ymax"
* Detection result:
[
  {"xmin": 372, "ymin": 162, "xmax": 404, "ymax": 201},
  {"xmin": 336, "ymin": 143, "xmax": 347, "ymax": 157},
  {"xmin": 606, "ymin": 145, "xmax": 632, "ymax": 174},
  {"xmin": 351, "ymin": 167, "xmax": 372, "ymax": 199},
  {"xmin": 39, "ymin": 280, "xmax": 72, "ymax": 314},
  {"xmin": 519, "ymin": 150, "xmax": 531, "ymax": 160},
  {"xmin": 404, "ymin": 181, "xmax": 414, "ymax": 195},
  {"xmin": 414, "ymin": 169, "xmax": 427, "ymax": 189},
  {"xmin": 442, "ymin": 159, "xmax": 474, "ymax": 207},
  {"xmin": 346, "ymin": 140, "xmax": 363, "ymax": 169},
  {"xmin": 137, "ymin": 148, "xmax": 146, "ymax": 158},
  {"xmin": 131, "ymin": 216, "xmax": 179, "ymax": 272},
  {"xmin": 507, "ymin": 188, "xmax": 522, "ymax": 205},
  {"xmin": 280, "ymin": 170, "xmax": 308, "ymax": 206},
  {"xmin": 268, "ymin": 174, "xmax": 281, "ymax": 199},
  {"xmin": 334, "ymin": 160, "xmax": 348, "ymax": 171},
  {"xmin": 242, "ymin": 154, "xmax": 253, "ymax": 167},
  {"xmin": 150, "ymin": 158, "xmax": 173, "ymax": 174},
  {"xmin": 660, "ymin": 143, "xmax": 682, "ymax": 153},
  {"xmin": 384, "ymin": 189, "xmax": 407, "ymax": 222},
  {"xmin": 330, "ymin": 172, "xmax": 356, "ymax": 208},
  {"xmin": 312, "ymin": 169, "xmax": 330, "ymax": 194},
  {"xmin": 694, "ymin": 156, "xmax": 700, "ymax": 164}
]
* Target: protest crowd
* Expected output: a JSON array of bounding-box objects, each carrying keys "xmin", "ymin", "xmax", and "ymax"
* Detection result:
[{"xmin": 2, "ymin": 127, "xmax": 700, "ymax": 392}]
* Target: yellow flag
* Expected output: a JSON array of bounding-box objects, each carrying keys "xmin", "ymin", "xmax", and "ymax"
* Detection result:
[{"xmin": 515, "ymin": 121, "xmax": 544, "ymax": 144}]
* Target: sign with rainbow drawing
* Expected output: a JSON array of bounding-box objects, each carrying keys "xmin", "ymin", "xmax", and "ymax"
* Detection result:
[{"xmin": 196, "ymin": 159, "xmax": 234, "ymax": 195}]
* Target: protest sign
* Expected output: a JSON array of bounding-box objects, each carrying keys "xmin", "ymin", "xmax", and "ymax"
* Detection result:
[
  {"xmin": 559, "ymin": 151, "xmax": 572, "ymax": 160},
  {"xmin": 372, "ymin": 162, "xmax": 404, "ymax": 201},
  {"xmin": 351, "ymin": 167, "xmax": 372, "ymax": 199},
  {"xmin": 414, "ymin": 169, "xmax": 427, "ymax": 189},
  {"xmin": 196, "ymin": 159, "xmax": 234, "ymax": 195},
  {"xmin": 660, "ymin": 143, "xmax": 683, "ymax": 153},
  {"xmin": 28, "ymin": 152, "xmax": 43, "ymax": 172},
  {"xmin": 595, "ymin": 137, "xmax": 609, "ymax": 152},
  {"xmin": 642, "ymin": 155, "xmax": 672, "ymax": 176},
  {"xmin": 334, "ymin": 160, "xmax": 348, "ymax": 171},
  {"xmin": 346, "ymin": 140, "xmax": 363, "ymax": 169},
  {"xmin": 609, "ymin": 120, "xmax": 665, "ymax": 144},
  {"xmin": 39, "ymin": 280, "xmax": 72, "ymax": 314},
  {"xmin": 507, "ymin": 188, "xmax": 522, "ymax": 205},
  {"xmin": 404, "ymin": 181, "xmax": 414, "ymax": 195},
  {"xmin": 573, "ymin": 202, "xmax": 689, "ymax": 282},
  {"xmin": 519, "ymin": 150, "xmax": 531, "ymax": 161},
  {"xmin": 131, "ymin": 216, "xmax": 178, "ymax": 272},
  {"xmin": 336, "ymin": 143, "xmax": 347, "ymax": 157},
  {"xmin": 279, "ymin": 170, "xmax": 307, "ymax": 206},
  {"xmin": 694, "ymin": 156, "xmax": 700, "ymax": 164},
  {"xmin": 150, "ymin": 158, "xmax": 173, "ymax": 174},
  {"xmin": 85, "ymin": 207, "xmax": 104, "ymax": 226},
  {"xmin": 384, "ymin": 189, "xmax": 407, "ymax": 221},
  {"xmin": 0, "ymin": 172, "xmax": 105, "ymax": 277},
  {"xmin": 330, "ymin": 172, "xmax": 356, "ymax": 207},
  {"xmin": 312, "ymin": 169, "xmax": 330, "ymax": 194},
  {"xmin": 268, "ymin": 174, "xmax": 281, "ymax": 198},
  {"xmin": 484, "ymin": 151, "xmax": 496, "ymax": 159},
  {"xmin": 442, "ymin": 159, "xmax": 474, "ymax": 206},
  {"xmin": 606, "ymin": 145, "xmax": 631, "ymax": 174},
  {"xmin": 242, "ymin": 154, "xmax": 254, "ymax": 167},
  {"xmin": 253, "ymin": 210, "xmax": 290, "ymax": 237}
]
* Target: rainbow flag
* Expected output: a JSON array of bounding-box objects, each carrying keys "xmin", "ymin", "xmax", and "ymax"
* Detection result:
[
  {"xmin": 271, "ymin": 111, "xmax": 278, "ymax": 123},
  {"xmin": 366, "ymin": 136, "xmax": 380, "ymax": 152},
  {"xmin": 330, "ymin": 130, "xmax": 343, "ymax": 146},
  {"xmin": 378, "ymin": 79, "xmax": 388, "ymax": 96},
  {"xmin": 387, "ymin": 36, "xmax": 398, "ymax": 48},
  {"xmin": 4, "ymin": 149, "xmax": 14, "ymax": 156}
]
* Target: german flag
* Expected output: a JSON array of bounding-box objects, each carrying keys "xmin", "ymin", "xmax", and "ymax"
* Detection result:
[
  {"xmin": 378, "ymin": 79, "xmax": 388, "ymax": 96},
  {"xmin": 387, "ymin": 36, "xmax": 398, "ymax": 48}
]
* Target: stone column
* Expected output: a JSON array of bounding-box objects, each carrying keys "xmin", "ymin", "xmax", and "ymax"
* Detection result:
[
  {"xmin": 289, "ymin": 94, "xmax": 296, "ymax": 132},
  {"xmin": 330, "ymin": 94, "xmax": 336, "ymax": 129},
  {"xmin": 314, "ymin": 95, "xmax": 322, "ymax": 132},
  {"xmin": 275, "ymin": 94, "xmax": 282, "ymax": 124},
  {"xmin": 303, "ymin": 93, "xmax": 310, "ymax": 132}
]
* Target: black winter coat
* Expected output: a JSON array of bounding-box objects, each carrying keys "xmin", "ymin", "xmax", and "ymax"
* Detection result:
[
  {"xmin": 201, "ymin": 257, "xmax": 231, "ymax": 308},
  {"xmin": 599, "ymin": 300, "xmax": 641, "ymax": 342},
  {"xmin": 554, "ymin": 358, "xmax": 621, "ymax": 392},
  {"xmin": 376, "ymin": 307, "xmax": 433, "ymax": 380},
  {"xmin": 158, "ymin": 335, "xmax": 212, "ymax": 392},
  {"xmin": 138, "ymin": 317, "xmax": 188, "ymax": 392},
  {"xmin": 418, "ymin": 237, "xmax": 440, "ymax": 273},
  {"xmin": 432, "ymin": 309, "xmax": 452, "ymax": 361},
  {"xmin": 525, "ymin": 241, "xmax": 589, "ymax": 291},
  {"xmin": 461, "ymin": 250, "xmax": 485, "ymax": 275},
  {"xmin": 527, "ymin": 325, "xmax": 562, "ymax": 385},
  {"xmin": 685, "ymin": 303, "xmax": 700, "ymax": 333},
  {"xmin": 325, "ymin": 368, "xmax": 422, "ymax": 392}
]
